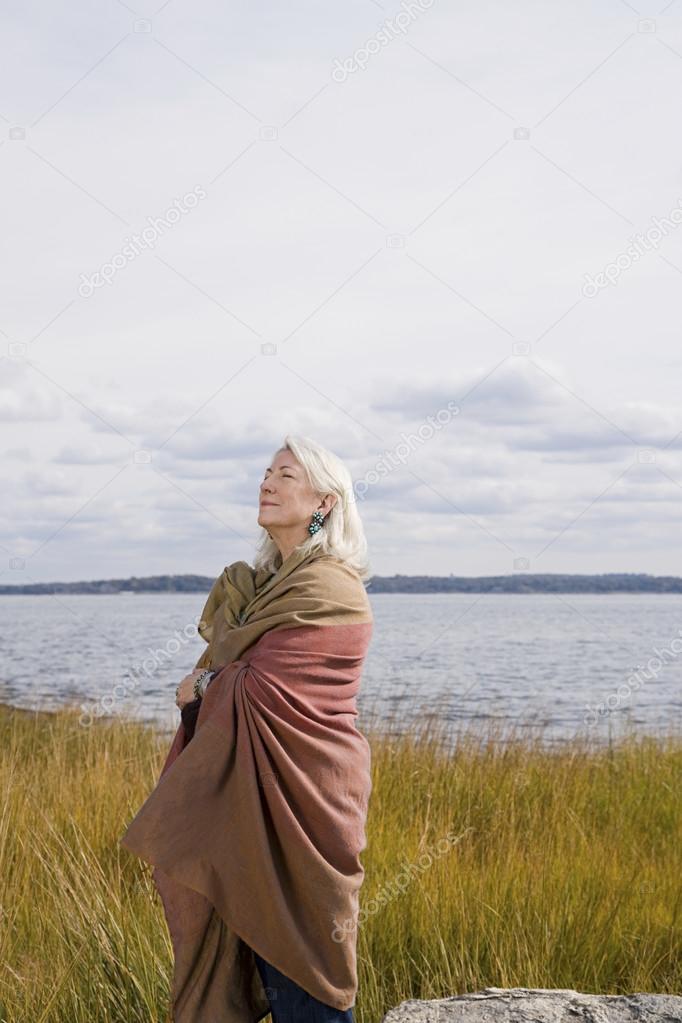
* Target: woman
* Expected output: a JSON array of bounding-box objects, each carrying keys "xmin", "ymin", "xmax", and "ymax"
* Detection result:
[{"xmin": 120, "ymin": 435, "xmax": 374, "ymax": 1023}]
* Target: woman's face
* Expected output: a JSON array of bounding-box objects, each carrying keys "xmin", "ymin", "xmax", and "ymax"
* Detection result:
[{"xmin": 258, "ymin": 449, "xmax": 331, "ymax": 534}]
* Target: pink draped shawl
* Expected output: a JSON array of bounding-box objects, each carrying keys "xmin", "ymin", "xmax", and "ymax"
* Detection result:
[{"xmin": 120, "ymin": 550, "xmax": 374, "ymax": 1021}]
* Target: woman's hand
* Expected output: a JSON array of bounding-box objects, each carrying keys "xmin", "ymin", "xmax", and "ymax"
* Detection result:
[{"xmin": 175, "ymin": 670, "xmax": 205, "ymax": 709}]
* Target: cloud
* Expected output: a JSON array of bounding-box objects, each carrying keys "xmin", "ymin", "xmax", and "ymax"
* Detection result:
[
  {"xmin": 0, "ymin": 359, "xmax": 62, "ymax": 421},
  {"xmin": 4, "ymin": 1, "xmax": 682, "ymax": 579}
]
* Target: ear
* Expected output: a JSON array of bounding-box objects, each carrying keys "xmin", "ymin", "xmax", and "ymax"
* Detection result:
[{"xmin": 320, "ymin": 494, "xmax": 337, "ymax": 515}]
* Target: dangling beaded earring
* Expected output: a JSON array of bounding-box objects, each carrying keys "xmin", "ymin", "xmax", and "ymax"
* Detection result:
[{"xmin": 308, "ymin": 510, "xmax": 325, "ymax": 535}]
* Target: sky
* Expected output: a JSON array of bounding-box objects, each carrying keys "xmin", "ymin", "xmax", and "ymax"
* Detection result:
[{"xmin": 2, "ymin": 0, "xmax": 682, "ymax": 583}]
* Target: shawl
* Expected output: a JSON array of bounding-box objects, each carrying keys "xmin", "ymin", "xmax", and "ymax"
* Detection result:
[{"xmin": 119, "ymin": 547, "xmax": 374, "ymax": 1022}]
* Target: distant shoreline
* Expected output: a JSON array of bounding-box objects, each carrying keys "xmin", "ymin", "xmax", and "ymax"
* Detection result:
[
  {"xmin": 0, "ymin": 700, "xmax": 179, "ymax": 738},
  {"xmin": 2, "ymin": 571, "xmax": 682, "ymax": 595}
]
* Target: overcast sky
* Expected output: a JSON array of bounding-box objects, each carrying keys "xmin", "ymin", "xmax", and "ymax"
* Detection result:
[{"xmin": 2, "ymin": 0, "xmax": 682, "ymax": 583}]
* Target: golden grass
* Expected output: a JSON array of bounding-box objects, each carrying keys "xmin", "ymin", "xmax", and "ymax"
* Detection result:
[{"xmin": 0, "ymin": 699, "xmax": 680, "ymax": 1022}]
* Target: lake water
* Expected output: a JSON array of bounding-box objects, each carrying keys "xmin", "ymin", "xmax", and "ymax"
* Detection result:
[{"xmin": 1, "ymin": 592, "xmax": 680, "ymax": 748}]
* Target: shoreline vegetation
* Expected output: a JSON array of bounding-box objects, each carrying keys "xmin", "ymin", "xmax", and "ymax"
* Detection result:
[
  {"xmin": 3, "ymin": 571, "xmax": 682, "ymax": 595},
  {"xmin": 0, "ymin": 700, "xmax": 680, "ymax": 1022}
]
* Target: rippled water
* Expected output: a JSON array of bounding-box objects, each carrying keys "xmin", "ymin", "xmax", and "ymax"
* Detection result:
[{"xmin": 1, "ymin": 592, "xmax": 680, "ymax": 747}]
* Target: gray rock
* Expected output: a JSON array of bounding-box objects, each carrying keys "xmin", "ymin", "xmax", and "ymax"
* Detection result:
[{"xmin": 381, "ymin": 986, "xmax": 682, "ymax": 1023}]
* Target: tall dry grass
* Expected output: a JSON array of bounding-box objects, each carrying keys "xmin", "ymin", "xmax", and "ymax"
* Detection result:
[{"xmin": 0, "ymin": 700, "xmax": 679, "ymax": 1022}]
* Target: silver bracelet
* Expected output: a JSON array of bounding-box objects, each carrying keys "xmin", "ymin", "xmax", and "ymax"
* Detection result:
[{"xmin": 192, "ymin": 669, "xmax": 212, "ymax": 700}]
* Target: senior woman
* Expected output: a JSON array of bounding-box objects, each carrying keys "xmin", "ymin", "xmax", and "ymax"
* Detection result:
[{"xmin": 120, "ymin": 435, "xmax": 374, "ymax": 1023}]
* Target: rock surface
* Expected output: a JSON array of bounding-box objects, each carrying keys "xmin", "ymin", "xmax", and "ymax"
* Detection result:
[{"xmin": 381, "ymin": 986, "xmax": 682, "ymax": 1022}]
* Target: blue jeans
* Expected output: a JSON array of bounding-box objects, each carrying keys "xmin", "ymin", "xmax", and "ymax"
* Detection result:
[{"xmin": 253, "ymin": 950, "xmax": 355, "ymax": 1022}]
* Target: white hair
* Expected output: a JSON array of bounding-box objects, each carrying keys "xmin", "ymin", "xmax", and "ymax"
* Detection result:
[{"xmin": 252, "ymin": 434, "xmax": 371, "ymax": 581}]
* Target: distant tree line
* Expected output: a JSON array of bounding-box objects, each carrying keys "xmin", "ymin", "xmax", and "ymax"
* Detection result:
[{"xmin": 1, "ymin": 572, "xmax": 682, "ymax": 595}]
